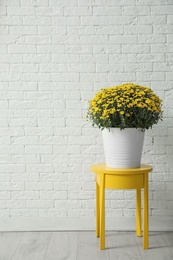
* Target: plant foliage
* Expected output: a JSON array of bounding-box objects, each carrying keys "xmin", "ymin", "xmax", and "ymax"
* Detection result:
[{"xmin": 87, "ymin": 83, "xmax": 163, "ymax": 130}]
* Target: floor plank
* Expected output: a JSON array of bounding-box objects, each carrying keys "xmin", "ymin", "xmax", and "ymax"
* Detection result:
[
  {"xmin": 107, "ymin": 232, "xmax": 142, "ymax": 260},
  {"xmin": 11, "ymin": 232, "xmax": 51, "ymax": 260},
  {"xmin": 135, "ymin": 232, "xmax": 173, "ymax": 260},
  {"xmin": 77, "ymin": 231, "xmax": 109, "ymax": 260},
  {"xmin": 162, "ymin": 232, "xmax": 173, "ymax": 256},
  {"xmin": 0, "ymin": 231, "xmax": 173, "ymax": 260},
  {"xmin": 44, "ymin": 232, "xmax": 78, "ymax": 260},
  {"xmin": 0, "ymin": 232, "xmax": 23, "ymax": 260}
]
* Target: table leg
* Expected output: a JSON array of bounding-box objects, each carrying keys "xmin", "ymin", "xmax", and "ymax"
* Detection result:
[
  {"xmin": 100, "ymin": 174, "xmax": 105, "ymax": 250},
  {"xmin": 144, "ymin": 173, "xmax": 148, "ymax": 249},
  {"xmin": 96, "ymin": 173, "xmax": 100, "ymax": 237},
  {"xmin": 136, "ymin": 188, "xmax": 142, "ymax": 237}
]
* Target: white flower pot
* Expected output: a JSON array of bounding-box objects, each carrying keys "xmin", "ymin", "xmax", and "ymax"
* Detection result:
[{"xmin": 102, "ymin": 128, "xmax": 145, "ymax": 168}]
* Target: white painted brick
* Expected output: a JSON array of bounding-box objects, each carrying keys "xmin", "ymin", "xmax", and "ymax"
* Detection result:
[
  {"xmin": 137, "ymin": 72, "xmax": 164, "ymax": 81},
  {"xmin": 109, "ymin": 73, "xmax": 136, "ymax": 82},
  {"xmin": 138, "ymin": 15, "xmax": 166, "ymax": 25},
  {"xmin": 9, "ymin": 118, "xmax": 37, "ymax": 127},
  {"xmin": 10, "ymin": 209, "xmax": 39, "ymax": 217},
  {"xmin": 0, "ymin": 200, "xmax": 25, "ymax": 209},
  {"xmin": 26, "ymin": 200, "xmax": 54, "ymax": 208},
  {"xmin": 40, "ymin": 191, "xmax": 67, "ymax": 199},
  {"xmin": 37, "ymin": 45, "xmax": 65, "ymax": 54},
  {"xmin": 0, "ymin": 153, "xmax": 11, "ymax": 164},
  {"xmin": 21, "ymin": 0, "xmax": 48, "ymax": 6},
  {"xmin": 0, "ymin": 54, "xmax": 22, "ymax": 63},
  {"xmin": 0, "ymin": 73, "xmax": 22, "ymax": 82},
  {"xmin": 9, "ymin": 82, "xmax": 37, "ymax": 90},
  {"xmin": 24, "ymin": 91, "xmax": 51, "ymax": 100},
  {"xmin": 10, "ymin": 64, "xmax": 38, "ymax": 73},
  {"xmin": 11, "ymin": 136, "xmax": 39, "ymax": 145},
  {"xmin": 11, "ymin": 191, "xmax": 39, "ymax": 200},
  {"xmin": 38, "ymin": 26, "xmax": 66, "ymax": 35},
  {"xmin": 138, "ymin": 34, "xmax": 166, "ymax": 43},
  {"xmin": 0, "ymin": 145, "xmax": 24, "ymax": 155},
  {"xmin": 23, "ymin": 73, "xmax": 51, "ymax": 82},
  {"xmin": 40, "ymin": 136, "xmax": 67, "ymax": 145},
  {"xmin": 65, "ymin": 7, "xmax": 92, "ymax": 16},
  {"xmin": 81, "ymin": 16, "xmax": 137, "ymax": 26},
  {"xmin": 123, "ymin": 6, "xmax": 150, "ymax": 15},
  {"xmin": 110, "ymin": 35, "xmax": 137, "ymax": 44},
  {"xmin": 0, "ymin": 182, "xmax": 24, "ymax": 190},
  {"xmin": 11, "ymin": 173, "xmax": 39, "ymax": 182},
  {"xmin": 23, "ymin": 35, "xmax": 51, "ymax": 45},
  {"xmin": 153, "ymin": 25, "xmax": 173, "ymax": 34},
  {"xmin": 0, "ymin": 174, "xmax": 10, "ymax": 182},
  {"xmin": 151, "ymin": 5, "xmax": 173, "ymax": 14},
  {"xmin": 67, "ymin": 26, "xmax": 94, "ymax": 35},
  {"xmin": 49, "ymin": 0, "xmax": 78, "ymax": 6},
  {"xmin": 38, "ymin": 118, "xmax": 65, "ymax": 127},
  {"xmin": 26, "ymin": 182, "xmax": 53, "ymax": 191},
  {"xmin": 68, "ymin": 209, "xmax": 94, "ymax": 217},
  {"xmin": 23, "ymin": 54, "xmax": 51, "ymax": 63},
  {"xmin": 136, "ymin": 0, "xmax": 173, "ymax": 5},
  {"xmin": 0, "ymin": 0, "xmax": 20, "ymax": 5},
  {"xmin": 25, "ymin": 145, "xmax": 52, "ymax": 154},
  {"xmin": 7, "ymin": 6, "xmax": 36, "ymax": 15},
  {"xmin": 137, "ymin": 54, "xmax": 165, "ymax": 63},
  {"xmin": 166, "ymin": 72, "xmax": 173, "ymax": 80},
  {"xmin": 95, "ymin": 25, "xmax": 123, "ymax": 35},
  {"xmin": 80, "ymin": 54, "xmax": 108, "ymax": 63},
  {"xmin": 124, "ymin": 25, "xmax": 152, "ymax": 34},
  {"xmin": 36, "ymin": 7, "xmax": 63, "ymax": 16},
  {"xmin": 12, "ymin": 155, "xmax": 40, "ymax": 164},
  {"xmin": 0, "ymin": 26, "xmax": 9, "ymax": 34},
  {"xmin": 0, "ymin": 46, "xmax": 7, "ymax": 54},
  {"xmin": 153, "ymin": 62, "xmax": 173, "ymax": 72},
  {"xmin": 122, "ymin": 45, "xmax": 150, "ymax": 54},
  {"xmin": 93, "ymin": 7, "xmax": 121, "ymax": 16},
  {"xmin": 26, "ymin": 164, "xmax": 53, "ymax": 173},
  {"xmin": 0, "ymin": 191, "xmax": 10, "ymax": 199},
  {"xmin": 0, "ymin": 7, "xmax": 6, "ymax": 15},
  {"xmin": 52, "ymin": 73, "xmax": 79, "ymax": 82},
  {"xmin": 52, "ymin": 17, "xmax": 80, "ymax": 25},
  {"xmin": 52, "ymin": 35, "xmax": 80, "ymax": 45},
  {"xmin": 24, "ymin": 127, "xmax": 53, "ymax": 136},
  {"xmin": 10, "ymin": 26, "xmax": 37, "ymax": 35},
  {"xmin": 39, "ymin": 209, "xmax": 67, "ymax": 217},
  {"xmin": 8, "ymin": 45, "xmax": 36, "ymax": 54},
  {"xmin": 79, "ymin": 0, "xmax": 136, "ymax": 5},
  {"xmin": 23, "ymin": 16, "xmax": 51, "ymax": 25},
  {"xmin": 52, "ymin": 54, "xmax": 79, "ymax": 63},
  {"xmin": 55, "ymin": 200, "xmax": 80, "ymax": 209}
]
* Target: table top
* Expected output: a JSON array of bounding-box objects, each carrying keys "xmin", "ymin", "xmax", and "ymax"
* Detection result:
[{"xmin": 90, "ymin": 163, "xmax": 152, "ymax": 175}]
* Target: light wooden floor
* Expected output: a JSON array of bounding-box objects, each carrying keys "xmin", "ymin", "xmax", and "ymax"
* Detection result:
[{"xmin": 0, "ymin": 231, "xmax": 173, "ymax": 260}]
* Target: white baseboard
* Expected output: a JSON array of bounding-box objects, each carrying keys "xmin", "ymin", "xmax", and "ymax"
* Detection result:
[{"xmin": 0, "ymin": 216, "xmax": 173, "ymax": 232}]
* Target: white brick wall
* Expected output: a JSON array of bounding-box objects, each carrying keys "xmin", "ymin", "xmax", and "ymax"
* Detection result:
[{"xmin": 0, "ymin": 0, "xmax": 173, "ymax": 231}]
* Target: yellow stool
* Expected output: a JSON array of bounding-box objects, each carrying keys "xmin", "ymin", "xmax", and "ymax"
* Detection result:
[{"xmin": 90, "ymin": 163, "xmax": 152, "ymax": 250}]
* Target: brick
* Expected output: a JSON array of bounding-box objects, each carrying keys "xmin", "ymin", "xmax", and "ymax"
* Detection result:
[
  {"xmin": 93, "ymin": 7, "xmax": 121, "ymax": 16},
  {"xmin": 38, "ymin": 26, "xmax": 66, "ymax": 35},
  {"xmin": 151, "ymin": 5, "xmax": 173, "ymax": 14},
  {"xmin": 23, "ymin": 16, "xmax": 51, "ymax": 25},
  {"xmin": 65, "ymin": 7, "xmax": 92, "ymax": 16},
  {"xmin": 7, "ymin": 6, "xmax": 36, "ymax": 15},
  {"xmin": 21, "ymin": 0, "xmax": 48, "ymax": 6}
]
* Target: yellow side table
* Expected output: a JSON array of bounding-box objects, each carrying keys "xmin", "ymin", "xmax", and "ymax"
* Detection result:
[{"xmin": 90, "ymin": 163, "xmax": 152, "ymax": 250}]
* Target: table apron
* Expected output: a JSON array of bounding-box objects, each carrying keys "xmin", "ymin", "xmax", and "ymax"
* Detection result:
[{"xmin": 96, "ymin": 173, "xmax": 144, "ymax": 189}]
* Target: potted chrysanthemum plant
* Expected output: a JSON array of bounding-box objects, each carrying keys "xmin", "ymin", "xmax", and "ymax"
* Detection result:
[{"xmin": 87, "ymin": 83, "xmax": 163, "ymax": 168}]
